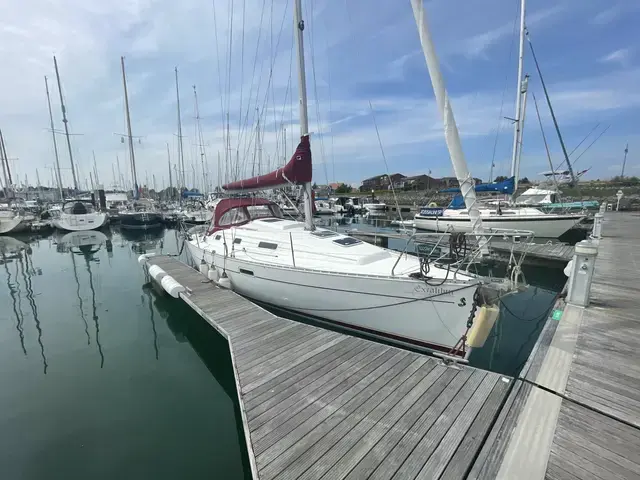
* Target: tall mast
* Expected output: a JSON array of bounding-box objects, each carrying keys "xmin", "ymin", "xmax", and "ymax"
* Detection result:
[
  {"xmin": 121, "ymin": 56, "xmax": 138, "ymax": 196},
  {"xmin": 193, "ymin": 84, "xmax": 208, "ymax": 193},
  {"xmin": 410, "ymin": 0, "xmax": 484, "ymax": 234},
  {"xmin": 53, "ymin": 56, "xmax": 79, "ymax": 191},
  {"xmin": 514, "ymin": 76, "xmax": 529, "ymax": 189},
  {"xmin": 116, "ymin": 155, "xmax": 122, "ymax": 190},
  {"xmin": 0, "ymin": 129, "xmax": 10, "ymax": 198},
  {"xmin": 509, "ymin": 0, "xmax": 526, "ymax": 195},
  {"xmin": 166, "ymin": 143, "xmax": 173, "ymax": 199},
  {"xmin": 175, "ymin": 67, "xmax": 185, "ymax": 192},
  {"xmin": 621, "ymin": 144, "xmax": 629, "ymax": 178},
  {"xmin": 293, "ymin": 0, "xmax": 314, "ymax": 230},
  {"xmin": 44, "ymin": 76, "xmax": 64, "ymax": 200},
  {"xmin": 92, "ymin": 150, "xmax": 100, "ymax": 185}
]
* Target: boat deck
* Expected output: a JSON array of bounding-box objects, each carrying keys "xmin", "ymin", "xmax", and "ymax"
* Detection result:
[
  {"xmin": 144, "ymin": 255, "xmax": 512, "ymax": 480},
  {"xmin": 471, "ymin": 212, "xmax": 640, "ymax": 479}
]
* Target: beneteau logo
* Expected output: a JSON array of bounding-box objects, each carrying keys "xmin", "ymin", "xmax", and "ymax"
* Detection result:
[{"xmin": 413, "ymin": 285, "xmax": 452, "ymax": 296}]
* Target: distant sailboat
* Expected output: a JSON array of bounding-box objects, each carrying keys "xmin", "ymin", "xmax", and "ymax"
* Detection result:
[{"xmin": 118, "ymin": 57, "xmax": 163, "ymax": 230}]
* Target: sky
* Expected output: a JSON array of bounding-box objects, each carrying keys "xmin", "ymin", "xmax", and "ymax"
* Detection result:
[{"xmin": 0, "ymin": 0, "xmax": 638, "ymax": 192}]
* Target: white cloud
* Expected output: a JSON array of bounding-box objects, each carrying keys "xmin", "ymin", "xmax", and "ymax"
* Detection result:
[{"xmin": 599, "ymin": 48, "xmax": 632, "ymax": 67}]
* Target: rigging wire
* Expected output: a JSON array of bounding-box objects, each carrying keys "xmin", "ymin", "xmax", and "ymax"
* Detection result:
[
  {"xmin": 306, "ymin": 0, "xmax": 330, "ymax": 186},
  {"xmin": 570, "ymin": 125, "xmax": 611, "ymax": 167},
  {"xmin": 490, "ymin": 0, "xmax": 521, "ymax": 181},
  {"xmin": 210, "ymin": 0, "xmax": 227, "ymax": 184},
  {"xmin": 368, "ymin": 101, "xmax": 406, "ymax": 230},
  {"xmin": 568, "ymin": 122, "xmax": 600, "ymax": 158}
]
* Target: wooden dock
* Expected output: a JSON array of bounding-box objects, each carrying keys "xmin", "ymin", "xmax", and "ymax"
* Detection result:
[
  {"xmin": 470, "ymin": 212, "xmax": 640, "ymax": 479},
  {"xmin": 346, "ymin": 230, "xmax": 575, "ymax": 266},
  {"xmin": 143, "ymin": 255, "xmax": 512, "ymax": 480},
  {"xmin": 487, "ymin": 240, "xmax": 574, "ymax": 266}
]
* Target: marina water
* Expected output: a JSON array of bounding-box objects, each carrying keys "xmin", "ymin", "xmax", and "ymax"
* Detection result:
[{"xmin": 0, "ymin": 221, "xmax": 564, "ymax": 478}]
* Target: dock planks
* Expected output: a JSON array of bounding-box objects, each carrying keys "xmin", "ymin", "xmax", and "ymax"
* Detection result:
[
  {"xmin": 145, "ymin": 255, "xmax": 511, "ymax": 480},
  {"xmin": 471, "ymin": 212, "xmax": 640, "ymax": 480}
]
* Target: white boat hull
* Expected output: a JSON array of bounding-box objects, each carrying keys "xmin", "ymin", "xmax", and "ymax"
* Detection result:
[
  {"xmin": 186, "ymin": 241, "xmax": 479, "ymax": 352},
  {"xmin": 0, "ymin": 216, "xmax": 30, "ymax": 234},
  {"xmin": 53, "ymin": 212, "xmax": 109, "ymax": 231},
  {"xmin": 413, "ymin": 214, "xmax": 580, "ymax": 238}
]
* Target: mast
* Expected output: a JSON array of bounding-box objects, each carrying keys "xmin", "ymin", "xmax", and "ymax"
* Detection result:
[
  {"xmin": 53, "ymin": 56, "xmax": 79, "ymax": 191},
  {"xmin": 193, "ymin": 84, "xmax": 208, "ymax": 193},
  {"xmin": 44, "ymin": 76, "xmax": 64, "ymax": 200},
  {"xmin": 410, "ymin": 0, "xmax": 484, "ymax": 234},
  {"xmin": 121, "ymin": 56, "xmax": 138, "ymax": 197},
  {"xmin": 116, "ymin": 155, "xmax": 122, "ymax": 190},
  {"xmin": 293, "ymin": 0, "xmax": 314, "ymax": 230},
  {"xmin": 167, "ymin": 143, "xmax": 173, "ymax": 199},
  {"xmin": 92, "ymin": 150, "xmax": 100, "ymax": 185},
  {"xmin": 509, "ymin": 0, "xmax": 526, "ymax": 194},
  {"xmin": 527, "ymin": 32, "xmax": 577, "ymax": 187},
  {"xmin": 621, "ymin": 144, "xmax": 629, "ymax": 178},
  {"xmin": 175, "ymin": 67, "xmax": 185, "ymax": 192},
  {"xmin": 514, "ymin": 75, "xmax": 529, "ymax": 190},
  {"xmin": 0, "ymin": 129, "xmax": 10, "ymax": 198}
]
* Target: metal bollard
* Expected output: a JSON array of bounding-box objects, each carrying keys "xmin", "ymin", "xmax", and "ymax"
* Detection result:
[
  {"xmin": 567, "ymin": 240, "xmax": 598, "ymax": 307},
  {"xmin": 591, "ymin": 212, "xmax": 604, "ymax": 239}
]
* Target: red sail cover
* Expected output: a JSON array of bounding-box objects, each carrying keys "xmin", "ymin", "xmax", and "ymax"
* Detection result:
[{"xmin": 222, "ymin": 135, "xmax": 312, "ymax": 191}]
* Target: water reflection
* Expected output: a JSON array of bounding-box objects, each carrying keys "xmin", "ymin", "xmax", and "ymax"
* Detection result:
[
  {"xmin": 57, "ymin": 231, "xmax": 107, "ymax": 367},
  {"xmin": 117, "ymin": 226, "xmax": 166, "ymax": 255},
  {"xmin": 1, "ymin": 238, "xmax": 29, "ymax": 356},
  {"xmin": 142, "ymin": 284, "xmax": 160, "ymax": 360},
  {"xmin": 20, "ymin": 254, "xmax": 48, "ymax": 373}
]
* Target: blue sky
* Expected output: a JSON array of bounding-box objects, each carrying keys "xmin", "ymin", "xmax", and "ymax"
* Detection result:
[{"xmin": 0, "ymin": 0, "xmax": 638, "ymax": 191}]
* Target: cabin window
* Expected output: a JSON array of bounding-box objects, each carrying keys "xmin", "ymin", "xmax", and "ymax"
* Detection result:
[
  {"xmin": 258, "ymin": 241, "xmax": 278, "ymax": 250},
  {"xmin": 233, "ymin": 238, "xmax": 242, "ymax": 244},
  {"xmin": 218, "ymin": 207, "xmax": 249, "ymax": 226},
  {"xmin": 333, "ymin": 237, "xmax": 362, "ymax": 247},
  {"xmin": 215, "ymin": 234, "xmax": 221, "ymax": 240},
  {"xmin": 260, "ymin": 218, "xmax": 284, "ymax": 223}
]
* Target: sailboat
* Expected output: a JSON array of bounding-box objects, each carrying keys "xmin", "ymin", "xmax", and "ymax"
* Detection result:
[
  {"xmin": 52, "ymin": 199, "xmax": 108, "ymax": 231},
  {"xmin": 49, "ymin": 58, "xmax": 109, "ymax": 232},
  {"xmin": 413, "ymin": 0, "xmax": 583, "ymax": 239},
  {"xmin": 185, "ymin": 0, "xmax": 501, "ymax": 355},
  {"xmin": 1, "ymin": 131, "xmax": 34, "ymax": 234},
  {"xmin": 118, "ymin": 57, "xmax": 164, "ymax": 230}
]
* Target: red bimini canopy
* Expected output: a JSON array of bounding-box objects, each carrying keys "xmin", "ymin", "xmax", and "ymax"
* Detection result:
[{"xmin": 222, "ymin": 135, "xmax": 311, "ymax": 192}]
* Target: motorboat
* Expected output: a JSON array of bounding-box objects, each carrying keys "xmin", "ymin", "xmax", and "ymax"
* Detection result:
[
  {"xmin": 314, "ymin": 200, "xmax": 334, "ymax": 215},
  {"xmin": 51, "ymin": 200, "xmax": 109, "ymax": 232},
  {"xmin": 363, "ymin": 199, "xmax": 387, "ymax": 212},
  {"xmin": 514, "ymin": 187, "xmax": 599, "ymax": 212},
  {"xmin": 120, "ymin": 199, "xmax": 163, "ymax": 230}
]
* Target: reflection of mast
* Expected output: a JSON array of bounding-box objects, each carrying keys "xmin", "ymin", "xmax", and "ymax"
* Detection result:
[
  {"xmin": 20, "ymin": 255, "xmax": 48, "ymax": 374},
  {"xmin": 70, "ymin": 252, "xmax": 91, "ymax": 345},
  {"xmin": 83, "ymin": 253, "xmax": 105, "ymax": 368},
  {"xmin": 3, "ymin": 253, "xmax": 27, "ymax": 355},
  {"xmin": 145, "ymin": 288, "xmax": 159, "ymax": 360}
]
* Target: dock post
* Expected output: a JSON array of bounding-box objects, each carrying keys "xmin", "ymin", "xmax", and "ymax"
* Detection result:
[
  {"xmin": 566, "ymin": 240, "xmax": 598, "ymax": 307},
  {"xmin": 599, "ymin": 203, "xmax": 606, "ymax": 213},
  {"xmin": 591, "ymin": 212, "xmax": 604, "ymax": 240}
]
